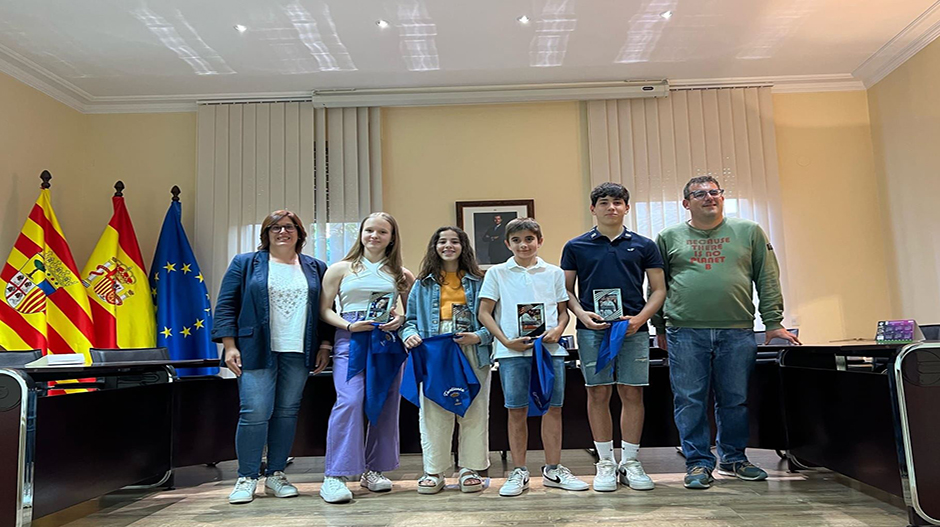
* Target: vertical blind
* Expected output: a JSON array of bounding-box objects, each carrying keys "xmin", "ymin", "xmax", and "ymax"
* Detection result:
[
  {"xmin": 195, "ymin": 102, "xmax": 382, "ymax": 302},
  {"xmin": 587, "ymin": 87, "xmax": 792, "ymax": 327}
]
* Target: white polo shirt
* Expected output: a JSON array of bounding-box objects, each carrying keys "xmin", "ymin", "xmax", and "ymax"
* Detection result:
[{"xmin": 479, "ymin": 257, "xmax": 569, "ymax": 359}]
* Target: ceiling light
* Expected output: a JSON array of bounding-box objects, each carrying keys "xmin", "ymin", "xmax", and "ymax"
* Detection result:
[
  {"xmin": 234, "ymin": 24, "xmax": 248, "ymax": 33},
  {"xmin": 517, "ymin": 15, "xmax": 530, "ymax": 24},
  {"xmin": 376, "ymin": 19, "xmax": 389, "ymax": 28},
  {"xmin": 660, "ymin": 11, "xmax": 673, "ymax": 19}
]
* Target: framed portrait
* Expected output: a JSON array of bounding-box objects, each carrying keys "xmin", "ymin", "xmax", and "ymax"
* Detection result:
[{"xmin": 456, "ymin": 199, "xmax": 535, "ymax": 268}]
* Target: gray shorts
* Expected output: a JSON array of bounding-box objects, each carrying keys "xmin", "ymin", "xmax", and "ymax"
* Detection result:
[{"xmin": 576, "ymin": 329, "xmax": 650, "ymax": 387}]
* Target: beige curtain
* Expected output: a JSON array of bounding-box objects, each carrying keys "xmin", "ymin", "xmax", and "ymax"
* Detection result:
[
  {"xmin": 587, "ymin": 87, "xmax": 792, "ymax": 328},
  {"xmin": 195, "ymin": 102, "xmax": 382, "ymax": 301}
]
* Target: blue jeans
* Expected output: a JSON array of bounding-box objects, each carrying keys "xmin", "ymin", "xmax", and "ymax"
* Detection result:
[
  {"xmin": 236, "ymin": 352, "xmax": 309, "ymax": 478},
  {"xmin": 497, "ymin": 356, "xmax": 566, "ymax": 409},
  {"xmin": 666, "ymin": 327, "xmax": 757, "ymax": 470}
]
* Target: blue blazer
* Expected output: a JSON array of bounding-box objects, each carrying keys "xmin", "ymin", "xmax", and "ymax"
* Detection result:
[{"xmin": 211, "ymin": 251, "xmax": 334, "ymax": 371}]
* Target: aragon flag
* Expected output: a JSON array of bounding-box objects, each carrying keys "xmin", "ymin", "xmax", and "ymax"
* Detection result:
[
  {"xmin": 80, "ymin": 183, "xmax": 156, "ymax": 348},
  {"xmin": 0, "ymin": 175, "xmax": 95, "ymax": 363}
]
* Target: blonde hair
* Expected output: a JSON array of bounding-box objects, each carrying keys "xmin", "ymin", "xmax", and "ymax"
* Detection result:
[{"xmin": 343, "ymin": 212, "xmax": 408, "ymax": 293}]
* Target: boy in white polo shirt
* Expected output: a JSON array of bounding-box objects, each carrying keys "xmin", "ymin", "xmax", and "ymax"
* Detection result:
[{"xmin": 478, "ymin": 217, "xmax": 589, "ymax": 497}]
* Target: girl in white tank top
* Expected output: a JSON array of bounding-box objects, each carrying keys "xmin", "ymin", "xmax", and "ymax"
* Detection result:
[
  {"xmin": 337, "ymin": 258, "xmax": 397, "ymax": 315},
  {"xmin": 316, "ymin": 213, "xmax": 415, "ymax": 503}
]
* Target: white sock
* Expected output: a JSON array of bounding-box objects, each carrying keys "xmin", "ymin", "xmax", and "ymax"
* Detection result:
[
  {"xmin": 594, "ymin": 441, "xmax": 615, "ymax": 461},
  {"xmin": 621, "ymin": 441, "xmax": 640, "ymax": 464}
]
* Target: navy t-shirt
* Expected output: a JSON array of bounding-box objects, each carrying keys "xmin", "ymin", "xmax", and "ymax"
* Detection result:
[{"xmin": 560, "ymin": 227, "xmax": 664, "ymax": 331}]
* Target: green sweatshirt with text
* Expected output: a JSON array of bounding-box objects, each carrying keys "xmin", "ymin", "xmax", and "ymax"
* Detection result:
[{"xmin": 652, "ymin": 217, "xmax": 784, "ymax": 331}]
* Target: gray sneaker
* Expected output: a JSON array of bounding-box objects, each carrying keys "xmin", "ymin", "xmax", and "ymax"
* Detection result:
[
  {"xmin": 228, "ymin": 477, "xmax": 257, "ymax": 504},
  {"xmin": 265, "ymin": 471, "xmax": 299, "ymax": 498},
  {"xmin": 360, "ymin": 470, "xmax": 393, "ymax": 492},
  {"xmin": 718, "ymin": 461, "xmax": 768, "ymax": 481},
  {"xmin": 683, "ymin": 466, "xmax": 714, "ymax": 489}
]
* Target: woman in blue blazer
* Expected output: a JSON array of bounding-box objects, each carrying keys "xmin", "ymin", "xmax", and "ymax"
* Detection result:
[{"xmin": 211, "ymin": 210, "xmax": 334, "ymax": 505}]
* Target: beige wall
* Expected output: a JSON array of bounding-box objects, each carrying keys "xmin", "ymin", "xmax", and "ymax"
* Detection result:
[
  {"xmin": 77, "ymin": 113, "xmax": 197, "ymax": 266},
  {"xmin": 868, "ymin": 37, "xmax": 940, "ymax": 325},
  {"xmin": 382, "ymin": 102, "xmax": 591, "ymax": 272},
  {"xmin": 0, "ymin": 70, "xmax": 196, "ymax": 269},
  {"xmin": 773, "ymin": 91, "xmax": 894, "ymax": 343},
  {"xmin": 0, "ymin": 71, "xmax": 85, "ymax": 261}
]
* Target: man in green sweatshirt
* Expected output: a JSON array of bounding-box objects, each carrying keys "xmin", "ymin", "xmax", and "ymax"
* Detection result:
[{"xmin": 652, "ymin": 176, "xmax": 800, "ymax": 490}]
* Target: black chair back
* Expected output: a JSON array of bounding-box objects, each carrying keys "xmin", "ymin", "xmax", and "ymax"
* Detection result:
[
  {"xmin": 0, "ymin": 349, "xmax": 43, "ymax": 368},
  {"xmin": 88, "ymin": 347, "xmax": 173, "ymax": 389},
  {"xmin": 920, "ymin": 324, "xmax": 940, "ymax": 341},
  {"xmin": 89, "ymin": 347, "xmax": 170, "ymax": 364}
]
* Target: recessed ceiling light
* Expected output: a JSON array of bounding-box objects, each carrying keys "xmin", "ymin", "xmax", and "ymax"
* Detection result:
[
  {"xmin": 376, "ymin": 19, "xmax": 390, "ymax": 28},
  {"xmin": 660, "ymin": 11, "xmax": 673, "ymax": 19},
  {"xmin": 517, "ymin": 15, "xmax": 530, "ymax": 24},
  {"xmin": 234, "ymin": 24, "xmax": 248, "ymax": 33}
]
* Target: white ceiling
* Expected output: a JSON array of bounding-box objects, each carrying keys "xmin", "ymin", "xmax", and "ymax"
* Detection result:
[{"xmin": 1, "ymin": 0, "xmax": 938, "ymax": 111}]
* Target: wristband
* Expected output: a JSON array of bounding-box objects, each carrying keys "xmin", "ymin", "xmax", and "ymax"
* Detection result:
[{"xmin": 346, "ymin": 322, "xmax": 351, "ymax": 332}]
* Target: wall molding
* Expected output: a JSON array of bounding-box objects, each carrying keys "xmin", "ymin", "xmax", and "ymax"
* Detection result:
[
  {"xmin": 853, "ymin": 0, "xmax": 940, "ymax": 87},
  {"xmin": 671, "ymin": 74, "xmax": 865, "ymax": 93},
  {"xmin": 0, "ymin": 42, "xmax": 90, "ymax": 112}
]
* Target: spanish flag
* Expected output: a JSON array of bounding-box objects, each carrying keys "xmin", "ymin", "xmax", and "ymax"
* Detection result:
[
  {"xmin": 0, "ymin": 185, "xmax": 95, "ymax": 362},
  {"xmin": 81, "ymin": 188, "xmax": 155, "ymax": 348}
]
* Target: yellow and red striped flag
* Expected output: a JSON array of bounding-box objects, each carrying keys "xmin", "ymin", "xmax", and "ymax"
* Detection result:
[
  {"xmin": 0, "ymin": 186, "xmax": 95, "ymax": 363},
  {"xmin": 81, "ymin": 188, "xmax": 155, "ymax": 348}
]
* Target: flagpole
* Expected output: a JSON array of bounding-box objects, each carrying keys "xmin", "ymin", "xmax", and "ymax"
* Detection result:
[
  {"xmin": 171, "ymin": 185, "xmax": 180, "ymax": 202},
  {"xmin": 40, "ymin": 170, "xmax": 52, "ymax": 188},
  {"xmin": 114, "ymin": 181, "xmax": 125, "ymax": 197}
]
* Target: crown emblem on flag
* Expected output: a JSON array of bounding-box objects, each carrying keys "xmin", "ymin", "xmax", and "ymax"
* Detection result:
[
  {"xmin": 4, "ymin": 255, "xmax": 48, "ymax": 314},
  {"xmin": 82, "ymin": 256, "xmax": 138, "ymax": 306}
]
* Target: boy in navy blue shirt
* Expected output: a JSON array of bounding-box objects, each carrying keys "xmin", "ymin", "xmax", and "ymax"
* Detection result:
[{"xmin": 560, "ymin": 182, "xmax": 666, "ymax": 492}]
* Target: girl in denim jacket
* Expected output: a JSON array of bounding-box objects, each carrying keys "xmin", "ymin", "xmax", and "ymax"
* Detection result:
[{"xmin": 401, "ymin": 226, "xmax": 494, "ymax": 494}]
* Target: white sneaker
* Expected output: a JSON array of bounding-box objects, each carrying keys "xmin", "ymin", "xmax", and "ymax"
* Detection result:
[
  {"xmin": 542, "ymin": 464, "xmax": 589, "ymax": 491},
  {"xmin": 593, "ymin": 459, "xmax": 619, "ymax": 492},
  {"xmin": 264, "ymin": 471, "xmax": 299, "ymax": 498},
  {"xmin": 360, "ymin": 470, "xmax": 392, "ymax": 492},
  {"xmin": 499, "ymin": 467, "xmax": 530, "ymax": 497},
  {"xmin": 619, "ymin": 459, "xmax": 655, "ymax": 490},
  {"xmin": 228, "ymin": 477, "xmax": 257, "ymax": 504},
  {"xmin": 320, "ymin": 476, "xmax": 353, "ymax": 503}
]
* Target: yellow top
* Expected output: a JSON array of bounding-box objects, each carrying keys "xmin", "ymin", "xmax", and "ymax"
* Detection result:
[{"xmin": 440, "ymin": 272, "xmax": 467, "ymax": 320}]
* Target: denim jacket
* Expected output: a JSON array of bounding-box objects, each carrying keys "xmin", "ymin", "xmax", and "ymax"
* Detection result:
[{"xmin": 399, "ymin": 272, "xmax": 494, "ymax": 366}]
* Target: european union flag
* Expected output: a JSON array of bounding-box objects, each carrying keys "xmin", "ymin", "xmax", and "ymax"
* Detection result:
[{"xmin": 149, "ymin": 198, "xmax": 218, "ymax": 376}]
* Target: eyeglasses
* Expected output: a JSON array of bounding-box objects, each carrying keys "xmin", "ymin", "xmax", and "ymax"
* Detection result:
[
  {"xmin": 270, "ymin": 224, "xmax": 296, "ymax": 233},
  {"xmin": 688, "ymin": 189, "xmax": 725, "ymax": 200}
]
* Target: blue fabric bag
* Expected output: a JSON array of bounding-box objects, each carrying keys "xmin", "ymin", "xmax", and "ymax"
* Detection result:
[
  {"xmin": 528, "ymin": 336, "xmax": 555, "ymax": 417},
  {"xmin": 348, "ymin": 326, "xmax": 408, "ymax": 424},
  {"xmin": 595, "ymin": 319, "xmax": 631, "ymax": 374},
  {"xmin": 401, "ymin": 333, "xmax": 481, "ymax": 417}
]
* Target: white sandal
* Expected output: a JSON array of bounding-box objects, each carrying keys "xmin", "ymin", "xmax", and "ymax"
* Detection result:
[
  {"xmin": 458, "ymin": 468, "xmax": 484, "ymax": 493},
  {"xmin": 417, "ymin": 473, "xmax": 445, "ymax": 494}
]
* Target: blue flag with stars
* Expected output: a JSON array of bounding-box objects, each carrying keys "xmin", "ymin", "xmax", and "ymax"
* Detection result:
[{"xmin": 150, "ymin": 199, "xmax": 218, "ymax": 376}]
